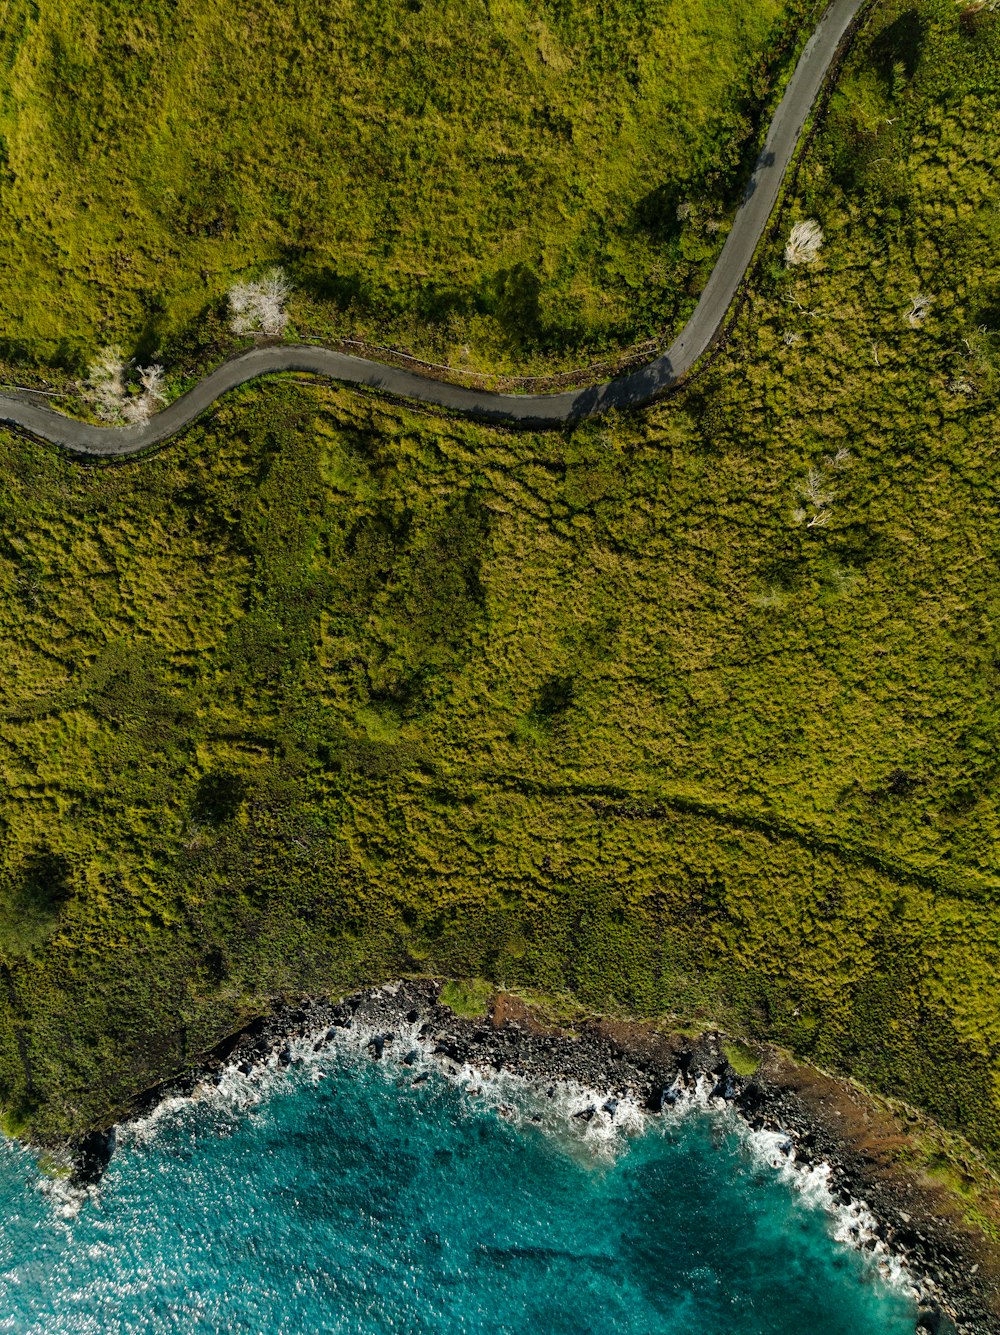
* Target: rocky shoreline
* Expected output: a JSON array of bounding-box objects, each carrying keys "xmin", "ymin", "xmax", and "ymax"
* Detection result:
[{"xmin": 74, "ymin": 980, "xmax": 998, "ymax": 1334}]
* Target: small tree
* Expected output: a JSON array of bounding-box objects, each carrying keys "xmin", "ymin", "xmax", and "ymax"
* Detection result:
[
  {"xmin": 785, "ymin": 219, "xmax": 824, "ymax": 267},
  {"xmin": 906, "ymin": 294, "xmax": 933, "ymax": 327},
  {"xmin": 0, "ymin": 851, "xmax": 72, "ymax": 959},
  {"xmin": 121, "ymin": 395, "xmax": 153, "ymax": 426},
  {"xmin": 138, "ymin": 363, "xmax": 167, "ymax": 402},
  {"xmin": 83, "ymin": 345, "xmax": 129, "ymax": 422},
  {"xmin": 228, "ymin": 267, "xmax": 292, "ymax": 337},
  {"xmin": 82, "ymin": 352, "xmax": 167, "ymax": 425}
]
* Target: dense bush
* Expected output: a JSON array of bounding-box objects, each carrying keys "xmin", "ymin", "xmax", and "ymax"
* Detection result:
[{"xmin": 0, "ymin": 852, "xmax": 72, "ymax": 959}]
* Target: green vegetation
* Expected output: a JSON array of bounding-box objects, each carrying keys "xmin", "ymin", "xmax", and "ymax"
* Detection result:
[
  {"xmin": 0, "ymin": 850, "xmax": 73, "ymax": 958},
  {"xmin": 722, "ymin": 1041, "xmax": 760, "ymax": 1077},
  {"xmin": 438, "ymin": 978, "xmax": 495, "ymax": 1019},
  {"xmin": 0, "ymin": 0, "xmax": 807, "ymax": 383},
  {"xmin": 0, "ymin": 0, "xmax": 996, "ymax": 1248}
]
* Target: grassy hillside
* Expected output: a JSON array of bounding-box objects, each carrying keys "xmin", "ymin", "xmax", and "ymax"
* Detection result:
[
  {"xmin": 0, "ymin": 0, "xmax": 997, "ymax": 1218},
  {"xmin": 0, "ymin": 0, "xmax": 805, "ymax": 380}
]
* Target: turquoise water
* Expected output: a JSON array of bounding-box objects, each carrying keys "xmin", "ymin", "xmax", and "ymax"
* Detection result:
[{"xmin": 0, "ymin": 1046, "xmax": 919, "ymax": 1334}]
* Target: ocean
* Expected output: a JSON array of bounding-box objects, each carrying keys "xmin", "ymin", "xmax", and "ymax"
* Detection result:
[{"xmin": 0, "ymin": 1032, "xmax": 919, "ymax": 1334}]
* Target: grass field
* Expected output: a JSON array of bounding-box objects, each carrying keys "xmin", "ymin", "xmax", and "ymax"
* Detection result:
[
  {"xmin": 0, "ymin": 0, "xmax": 808, "ymax": 382},
  {"xmin": 0, "ymin": 0, "xmax": 997, "ymax": 1247}
]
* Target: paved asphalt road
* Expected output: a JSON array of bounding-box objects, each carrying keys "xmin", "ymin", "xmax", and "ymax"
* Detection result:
[{"xmin": 0, "ymin": 0, "xmax": 865, "ymax": 457}]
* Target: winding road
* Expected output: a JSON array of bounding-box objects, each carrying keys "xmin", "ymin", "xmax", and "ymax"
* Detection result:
[{"xmin": 0, "ymin": 0, "xmax": 865, "ymax": 457}]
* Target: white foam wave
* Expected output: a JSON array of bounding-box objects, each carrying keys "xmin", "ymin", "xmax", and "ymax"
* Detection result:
[
  {"xmin": 88, "ymin": 990, "xmax": 920, "ymax": 1302},
  {"xmin": 120, "ymin": 1008, "xmax": 648, "ymax": 1165},
  {"xmin": 38, "ymin": 1173, "xmax": 95, "ymax": 1223},
  {"xmin": 741, "ymin": 1103, "xmax": 916, "ymax": 1296}
]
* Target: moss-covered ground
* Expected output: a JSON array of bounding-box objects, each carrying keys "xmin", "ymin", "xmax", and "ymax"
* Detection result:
[{"xmin": 0, "ymin": 0, "xmax": 996, "ymax": 1234}]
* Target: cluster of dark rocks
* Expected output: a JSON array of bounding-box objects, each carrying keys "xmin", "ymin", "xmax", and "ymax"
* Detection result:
[
  {"xmin": 71, "ymin": 979, "xmax": 992, "ymax": 1334},
  {"xmin": 735, "ymin": 1081, "xmax": 986, "ymax": 1335}
]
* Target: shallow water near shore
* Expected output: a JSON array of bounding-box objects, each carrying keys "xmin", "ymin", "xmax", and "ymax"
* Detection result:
[{"xmin": 0, "ymin": 1043, "xmax": 920, "ymax": 1334}]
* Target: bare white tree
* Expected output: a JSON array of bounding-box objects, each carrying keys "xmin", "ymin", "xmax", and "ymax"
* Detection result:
[
  {"xmin": 785, "ymin": 219, "xmax": 824, "ymax": 267},
  {"xmin": 228, "ymin": 283, "xmax": 257, "ymax": 337},
  {"xmin": 801, "ymin": 467, "xmax": 836, "ymax": 508},
  {"xmin": 82, "ymin": 350, "xmax": 168, "ymax": 426},
  {"xmin": 793, "ymin": 451, "xmax": 847, "ymax": 529},
  {"xmin": 255, "ymin": 268, "xmax": 292, "ymax": 335},
  {"xmin": 228, "ymin": 267, "xmax": 292, "ymax": 337},
  {"xmin": 137, "ymin": 363, "xmax": 167, "ymax": 403},
  {"xmin": 807, "ymin": 508, "xmax": 832, "ymax": 528},
  {"xmin": 83, "ymin": 346, "xmax": 129, "ymax": 423},
  {"xmin": 824, "ymin": 446, "xmax": 852, "ymax": 471},
  {"xmin": 906, "ymin": 294, "xmax": 933, "ymax": 328},
  {"xmin": 121, "ymin": 395, "xmax": 154, "ymax": 426}
]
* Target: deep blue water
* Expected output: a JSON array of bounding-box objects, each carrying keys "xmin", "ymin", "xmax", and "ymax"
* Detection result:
[{"xmin": 0, "ymin": 1043, "xmax": 919, "ymax": 1334}]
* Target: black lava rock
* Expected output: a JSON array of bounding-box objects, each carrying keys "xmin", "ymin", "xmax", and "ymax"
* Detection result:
[{"xmin": 73, "ymin": 1127, "xmax": 117, "ymax": 1186}]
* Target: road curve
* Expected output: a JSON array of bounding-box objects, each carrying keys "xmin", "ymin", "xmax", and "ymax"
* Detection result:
[{"xmin": 0, "ymin": 0, "xmax": 864, "ymax": 458}]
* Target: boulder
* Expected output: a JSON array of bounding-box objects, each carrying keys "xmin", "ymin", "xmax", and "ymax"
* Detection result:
[
  {"xmin": 916, "ymin": 1307, "xmax": 959, "ymax": 1335},
  {"xmin": 648, "ymin": 1082, "xmax": 681, "ymax": 1111},
  {"xmin": 73, "ymin": 1126, "xmax": 117, "ymax": 1185}
]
